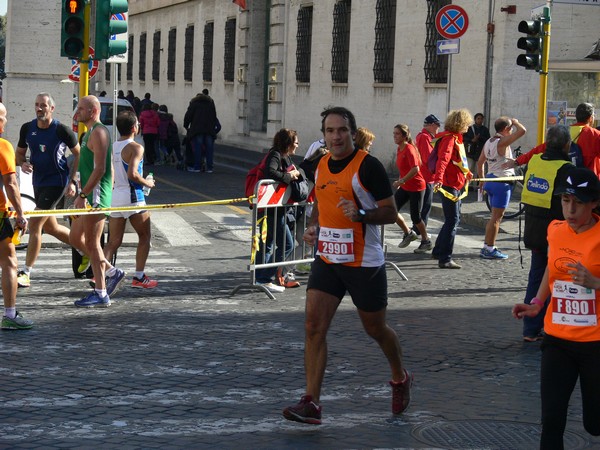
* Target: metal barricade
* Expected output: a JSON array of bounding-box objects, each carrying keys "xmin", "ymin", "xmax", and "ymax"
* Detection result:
[
  {"xmin": 230, "ymin": 179, "xmax": 408, "ymax": 299},
  {"xmin": 231, "ymin": 179, "xmax": 314, "ymax": 299}
]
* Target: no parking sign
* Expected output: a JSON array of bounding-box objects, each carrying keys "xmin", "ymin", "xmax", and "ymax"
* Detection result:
[
  {"xmin": 68, "ymin": 46, "xmax": 99, "ymax": 83},
  {"xmin": 435, "ymin": 5, "xmax": 469, "ymax": 39}
]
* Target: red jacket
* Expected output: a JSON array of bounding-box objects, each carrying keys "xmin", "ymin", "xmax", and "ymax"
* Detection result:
[
  {"xmin": 433, "ymin": 131, "xmax": 469, "ymax": 190},
  {"xmin": 139, "ymin": 110, "xmax": 160, "ymax": 135}
]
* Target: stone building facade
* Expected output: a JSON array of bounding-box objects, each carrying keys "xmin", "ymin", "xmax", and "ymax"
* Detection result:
[{"xmin": 4, "ymin": 1, "xmax": 600, "ymax": 168}]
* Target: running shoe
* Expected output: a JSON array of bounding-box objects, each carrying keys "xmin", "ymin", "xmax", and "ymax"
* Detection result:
[
  {"xmin": 132, "ymin": 274, "xmax": 158, "ymax": 289},
  {"xmin": 77, "ymin": 255, "xmax": 91, "ymax": 274},
  {"xmin": 278, "ymin": 272, "xmax": 300, "ymax": 288},
  {"xmin": 390, "ymin": 369, "xmax": 413, "ymax": 415},
  {"xmin": 257, "ymin": 282, "xmax": 285, "ymax": 294},
  {"xmin": 413, "ymin": 240, "xmax": 433, "ymax": 254},
  {"xmin": 17, "ymin": 270, "xmax": 30, "ymax": 288},
  {"xmin": 106, "ymin": 269, "xmax": 126, "ymax": 296},
  {"xmin": 283, "ymin": 395, "xmax": 322, "ymax": 425},
  {"xmin": 1, "ymin": 311, "xmax": 33, "ymax": 330},
  {"xmin": 398, "ymin": 230, "xmax": 418, "ymax": 248},
  {"xmin": 74, "ymin": 291, "xmax": 111, "ymax": 308},
  {"xmin": 295, "ymin": 263, "xmax": 312, "ymax": 274},
  {"xmin": 480, "ymin": 247, "xmax": 509, "ymax": 260},
  {"xmin": 439, "ymin": 260, "xmax": 462, "ymax": 269},
  {"xmin": 523, "ymin": 331, "xmax": 545, "ymax": 342}
]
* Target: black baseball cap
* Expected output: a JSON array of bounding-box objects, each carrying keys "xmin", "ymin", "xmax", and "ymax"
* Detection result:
[
  {"xmin": 424, "ymin": 114, "xmax": 441, "ymax": 125},
  {"xmin": 555, "ymin": 167, "xmax": 600, "ymax": 202}
]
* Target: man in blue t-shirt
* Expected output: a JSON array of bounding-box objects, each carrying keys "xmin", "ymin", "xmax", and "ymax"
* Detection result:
[{"xmin": 15, "ymin": 93, "xmax": 80, "ymax": 288}]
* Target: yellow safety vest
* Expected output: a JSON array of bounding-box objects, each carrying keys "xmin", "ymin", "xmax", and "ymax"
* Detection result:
[{"xmin": 521, "ymin": 154, "xmax": 570, "ymax": 209}]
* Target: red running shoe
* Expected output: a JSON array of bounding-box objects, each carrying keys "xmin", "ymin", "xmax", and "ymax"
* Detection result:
[
  {"xmin": 282, "ymin": 395, "xmax": 322, "ymax": 424},
  {"xmin": 390, "ymin": 369, "xmax": 413, "ymax": 415},
  {"xmin": 132, "ymin": 274, "xmax": 158, "ymax": 289}
]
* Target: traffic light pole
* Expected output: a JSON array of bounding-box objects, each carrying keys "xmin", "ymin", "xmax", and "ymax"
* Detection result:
[
  {"xmin": 78, "ymin": 0, "xmax": 91, "ymax": 139},
  {"xmin": 537, "ymin": 6, "xmax": 551, "ymax": 144}
]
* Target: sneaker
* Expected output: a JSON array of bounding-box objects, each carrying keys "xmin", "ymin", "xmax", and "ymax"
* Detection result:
[
  {"xmin": 206, "ymin": 170, "xmax": 214, "ymax": 174},
  {"xmin": 1, "ymin": 311, "xmax": 33, "ymax": 330},
  {"xmin": 480, "ymin": 247, "xmax": 509, "ymax": 260},
  {"xmin": 390, "ymin": 369, "xmax": 413, "ymax": 415},
  {"xmin": 281, "ymin": 273, "xmax": 300, "ymax": 288},
  {"xmin": 398, "ymin": 230, "xmax": 418, "ymax": 248},
  {"xmin": 283, "ymin": 395, "xmax": 322, "ymax": 425},
  {"xmin": 257, "ymin": 282, "xmax": 285, "ymax": 294},
  {"xmin": 439, "ymin": 260, "xmax": 462, "ymax": 269},
  {"xmin": 523, "ymin": 331, "xmax": 545, "ymax": 342},
  {"xmin": 132, "ymin": 274, "xmax": 158, "ymax": 289},
  {"xmin": 295, "ymin": 263, "xmax": 312, "ymax": 274},
  {"xmin": 17, "ymin": 270, "xmax": 30, "ymax": 288},
  {"xmin": 74, "ymin": 291, "xmax": 111, "ymax": 308},
  {"xmin": 187, "ymin": 167, "xmax": 201, "ymax": 173},
  {"xmin": 413, "ymin": 240, "xmax": 433, "ymax": 254},
  {"xmin": 106, "ymin": 269, "xmax": 126, "ymax": 296},
  {"xmin": 77, "ymin": 255, "xmax": 91, "ymax": 274}
]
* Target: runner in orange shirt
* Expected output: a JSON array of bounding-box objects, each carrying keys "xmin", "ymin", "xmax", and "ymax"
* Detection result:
[{"xmin": 513, "ymin": 166, "xmax": 600, "ymax": 448}]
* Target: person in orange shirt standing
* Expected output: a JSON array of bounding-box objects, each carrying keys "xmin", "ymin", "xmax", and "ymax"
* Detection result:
[
  {"xmin": 0, "ymin": 102, "xmax": 33, "ymax": 330},
  {"xmin": 513, "ymin": 166, "xmax": 600, "ymax": 448}
]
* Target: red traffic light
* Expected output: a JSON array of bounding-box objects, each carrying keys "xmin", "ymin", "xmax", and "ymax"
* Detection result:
[{"xmin": 65, "ymin": 0, "xmax": 83, "ymax": 15}]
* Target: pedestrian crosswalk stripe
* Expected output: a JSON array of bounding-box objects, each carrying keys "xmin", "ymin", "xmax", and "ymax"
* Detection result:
[
  {"xmin": 203, "ymin": 212, "xmax": 251, "ymax": 242},
  {"xmin": 151, "ymin": 211, "xmax": 211, "ymax": 246}
]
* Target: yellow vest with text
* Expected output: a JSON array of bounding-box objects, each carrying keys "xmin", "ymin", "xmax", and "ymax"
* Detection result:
[{"xmin": 521, "ymin": 154, "xmax": 570, "ymax": 209}]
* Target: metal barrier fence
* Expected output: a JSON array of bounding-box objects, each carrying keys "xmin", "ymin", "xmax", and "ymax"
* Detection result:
[
  {"xmin": 230, "ymin": 178, "xmax": 408, "ymax": 299},
  {"xmin": 230, "ymin": 179, "xmax": 315, "ymax": 299}
]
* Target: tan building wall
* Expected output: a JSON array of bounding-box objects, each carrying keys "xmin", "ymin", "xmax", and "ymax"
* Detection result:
[{"xmin": 4, "ymin": 1, "xmax": 600, "ymax": 169}]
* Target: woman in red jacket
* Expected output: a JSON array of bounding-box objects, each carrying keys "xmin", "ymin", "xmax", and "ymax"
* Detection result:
[{"xmin": 431, "ymin": 109, "xmax": 473, "ymax": 269}]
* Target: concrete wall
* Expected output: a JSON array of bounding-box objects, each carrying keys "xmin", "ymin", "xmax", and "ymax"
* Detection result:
[
  {"xmin": 4, "ymin": 0, "xmax": 600, "ymax": 169},
  {"xmin": 3, "ymin": 1, "xmax": 76, "ymax": 145}
]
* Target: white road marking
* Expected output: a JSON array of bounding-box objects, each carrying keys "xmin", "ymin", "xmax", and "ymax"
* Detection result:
[{"xmin": 152, "ymin": 211, "xmax": 211, "ymax": 246}]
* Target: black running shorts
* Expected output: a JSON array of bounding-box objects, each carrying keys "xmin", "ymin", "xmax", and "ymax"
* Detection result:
[
  {"xmin": 307, "ymin": 257, "xmax": 388, "ymax": 312},
  {"xmin": 0, "ymin": 217, "xmax": 14, "ymax": 241},
  {"xmin": 34, "ymin": 186, "xmax": 65, "ymax": 210}
]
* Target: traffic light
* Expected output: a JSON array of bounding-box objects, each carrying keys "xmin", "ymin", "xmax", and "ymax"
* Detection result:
[
  {"xmin": 61, "ymin": 0, "xmax": 85, "ymax": 58},
  {"xmin": 95, "ymin": 0, "xmax": 129, "ymax": 60},
  {"xmin": 516, "ymin": 19, "xmax": 543, "ymax": 71}
]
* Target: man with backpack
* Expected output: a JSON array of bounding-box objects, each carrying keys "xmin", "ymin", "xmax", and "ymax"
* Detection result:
[
  {"xmin": 411, "ymin": 114, "xmax": 440, "ymax": 239},
  {"xmin": 15, "ymin": 93, "xmax": 80, "ymax": 288}
]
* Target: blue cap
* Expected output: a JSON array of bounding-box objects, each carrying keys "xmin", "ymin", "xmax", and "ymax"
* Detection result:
[{"xmin": 424, "ymin": 114, "xmax": 441, "ymax": 125}]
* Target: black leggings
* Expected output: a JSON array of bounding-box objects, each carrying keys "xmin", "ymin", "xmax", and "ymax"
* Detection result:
[
  {"xmin": 142, "ymin": 133, "xmax": 158, "ymax": 164},
  {"xmin": 540, "ymin": 335, "xmax": 600, "ymax": 449},
  {"xmin": 394, "ymin": 188, "xmax": 425, "ymax": 226}
]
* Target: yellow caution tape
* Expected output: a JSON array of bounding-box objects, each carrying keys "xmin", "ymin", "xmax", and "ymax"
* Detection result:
[
  {"xmin": 434, "ymin": 175, "xmax": 524, "ymax": 202},
  {"xmin": 471, "ymin": 176, "xmax": 524, "ymax": 182},
  {"xmin": 2, "ymin": 197, "xmax": 251, "ymax": 219},
  {"xmin": 250, "ymin": 215, "xmax": 268, "ymax": 264}
]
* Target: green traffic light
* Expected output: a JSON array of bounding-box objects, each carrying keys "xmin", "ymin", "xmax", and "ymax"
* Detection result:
[
  {"xmin": 516, "ymin": 19, "xmax": 543, "ymax": 71},
  {"xmin": 95, "ymin": 0, "xmax": 129, "ymax": 60}
]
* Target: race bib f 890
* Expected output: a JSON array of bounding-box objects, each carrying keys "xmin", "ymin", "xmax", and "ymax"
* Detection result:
[{"xmin": 551, "ymin": 280, "xmax": 597, "ymax": 327}]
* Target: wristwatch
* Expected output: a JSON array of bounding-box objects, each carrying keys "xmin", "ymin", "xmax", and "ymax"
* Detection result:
[
  {"xmin": 357, "ymin": 209, "xmax": 366, "ymax": 222},
  {"xmin": 79, "ymin": 192, "xmax": 87, "ymax": 199}
]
